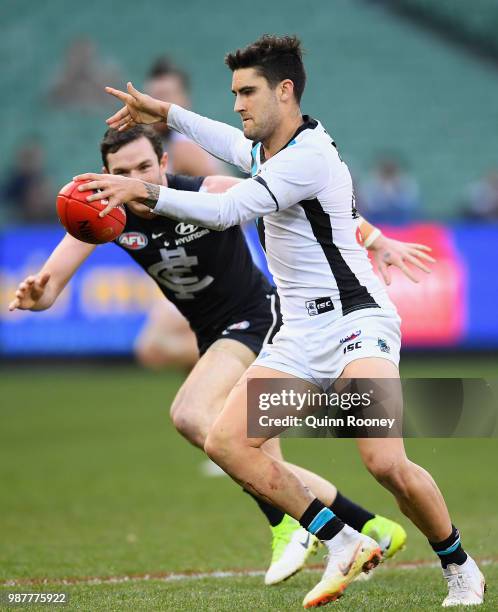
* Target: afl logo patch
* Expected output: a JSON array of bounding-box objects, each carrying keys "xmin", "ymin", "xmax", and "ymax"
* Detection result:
[
  {"xmin": 118, "ymin": 231, "xmax": 148, "ymax": 250},
  {"xmin": 175, "ymin": 222, "xmax": 198, "ymax": 236}
]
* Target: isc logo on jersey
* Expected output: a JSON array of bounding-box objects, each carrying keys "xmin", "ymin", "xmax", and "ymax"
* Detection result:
[
  {"xmin": 305, "ymin": 296, "xmax": 335, "ymax": 316},
  {"xmin": 118, "ymin": 232, "xmax": 148, "ymax": 250}
]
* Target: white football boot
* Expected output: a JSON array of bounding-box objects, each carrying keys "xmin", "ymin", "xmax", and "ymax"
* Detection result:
[
  {"xmin": 303, "ymin": 525, "xmax": 381, "ymax": 608},
  {"xmin": 442, "ymin": 556, "xmax": 486, "ymax": 607},
  {"xmin": 265, "ymin": 514, "xmax": 319, "ymax": 585}
]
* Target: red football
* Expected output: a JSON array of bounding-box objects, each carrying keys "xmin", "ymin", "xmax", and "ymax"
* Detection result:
[{"xmin": 56, "ymin": 180, "xmax": 126, "ymax": 244}]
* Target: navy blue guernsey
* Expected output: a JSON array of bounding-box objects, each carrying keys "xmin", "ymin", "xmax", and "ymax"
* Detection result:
[{"xmin": 114, "ymin": 174, "xmax": 273, "ymax": 339}]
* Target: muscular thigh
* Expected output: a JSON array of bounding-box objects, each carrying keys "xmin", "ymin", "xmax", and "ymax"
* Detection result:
[
  {"xmin": 341, "ymin": 355, "xmax": 399, "ymax": 379},
  {"xmin": 342, "ymin": 357, "xmax": 406, "ymax": 458},
  {"xmin": 171, "ymin": 338, "xmax": 256, "ymax": 428},
  {"xmin": 210, "ymin": 365, "xmax": 319, "ymax": 448}
]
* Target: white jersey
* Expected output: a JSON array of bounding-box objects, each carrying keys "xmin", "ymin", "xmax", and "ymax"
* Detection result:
[{"xmin": 156, "ymin": 105, "xmax": 396, "ymax": 327}]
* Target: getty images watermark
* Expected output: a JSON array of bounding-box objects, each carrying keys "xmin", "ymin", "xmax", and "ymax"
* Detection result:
[
  {"xmin": 247, "ymin": 378, "xmax": 497, "ymax": 438},
  {"xmin": 257, "ymin": 387, "xmax": 397, "ymax": 431}
]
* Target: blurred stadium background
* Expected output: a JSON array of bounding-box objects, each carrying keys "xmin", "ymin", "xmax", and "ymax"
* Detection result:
[
  {"xmin": 1, "ymin": 0, "xmax": 498, "ymax": 355},
  {"xmin": 1, "ymin": 1, "xmax": 497, "ymax": 609}
]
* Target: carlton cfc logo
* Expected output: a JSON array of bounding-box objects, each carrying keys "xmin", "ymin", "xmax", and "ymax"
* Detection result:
[
  {"xmin": 118, "ymin": 232, "xmax": 148, "ymax": 250},
  {"xmin": 175, "ymin": 223, "xmax": 198, "ymax": 236}
]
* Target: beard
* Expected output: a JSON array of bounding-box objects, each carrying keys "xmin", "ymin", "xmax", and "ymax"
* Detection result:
[
  {"xmin": 242, "ymin": 116, "xmax": 277, "ymax": 143},
  {"xmin": 243, "ymin": 95, "xmax": 280, "ymax": 142}
]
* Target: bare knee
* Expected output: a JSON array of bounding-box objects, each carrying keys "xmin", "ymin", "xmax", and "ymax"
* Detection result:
[
  {"xmin": 203, "ymin": 432, "xmax": 219, "ymax": 463},
  {"xmin": 170, "ymin": 401, "xmax": 206, "ymax": 449},
  {"xmin": 135, "ymin": 340, "xmax": 170, "ymax": 370},
  {"xmin": 204, "ymin": 425, "xmax": 247, "ymax": 469},
  {"xmin": 204, "ymin": 426, "xmax": 230, "ymax": 466}
]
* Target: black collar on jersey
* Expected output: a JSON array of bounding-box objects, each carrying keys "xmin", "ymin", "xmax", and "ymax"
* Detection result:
[
  {"xmin": 165, "ymin": 173, "xmax": 180, "ymax": 190},
  {"xmin": 285, "ymin": 114, "xmax": 318, "ymax": 147},
  {"xmin": 165, "ymin": 173, "xmax": 186, "ymax": 190},
  {"xmin": 165, "ymin": 173, "xmax": 205, "ymax": 192},
  {"xmin": 256, "ymin": 115, "xmax": 318, "ymax": 164}
]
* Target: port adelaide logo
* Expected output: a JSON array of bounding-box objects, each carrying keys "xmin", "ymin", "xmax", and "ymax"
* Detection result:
[
  {"xmin": 377, "ymin": 338, "xmax": 391, "ymax": 353},
  {"xmin": 118, "ymin": 231, "xmax": 148, "ymax": 250}
]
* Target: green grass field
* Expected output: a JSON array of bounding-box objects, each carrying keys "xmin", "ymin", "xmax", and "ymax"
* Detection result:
[{"xmin": 1, "ymin": 356, "xmax": 496, "ymax": 610}]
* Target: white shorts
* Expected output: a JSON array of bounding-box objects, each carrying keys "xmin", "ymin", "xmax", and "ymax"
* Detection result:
[{"xmin": 254, "ymin": 308, "xmax": 401, "ymax": 390}]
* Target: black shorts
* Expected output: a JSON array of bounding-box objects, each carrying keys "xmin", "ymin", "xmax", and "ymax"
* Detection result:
[{"xmin": 197, "ymin": 288, "xmax": 282, "ymax": 356}]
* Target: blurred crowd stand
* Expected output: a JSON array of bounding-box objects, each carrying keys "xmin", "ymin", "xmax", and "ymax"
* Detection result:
[
  {"xmin": 47, "ymin": 38, "xmax": 121, "ymax": 110},
  {"xmin": 358, "ymin": 156, "xmax": 421, "ymax": 225},
  {"xmin": 1, "ymin": 139, "xmax": 55, "ymax": 224},
  {"xmin": 462, "ymin": 170, "xmax": 498, "ymax": 220},
  {"xmin": 144, "ymin": 56, "xmax": 224, "ymax": 176}
]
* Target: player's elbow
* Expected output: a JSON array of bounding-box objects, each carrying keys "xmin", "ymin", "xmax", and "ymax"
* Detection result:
[
  {"xmin": 200, "ymin": 211, "xmax": 234, "ymax": 231},
  {"xmin": 213, "ymin": 218, "xmax": 233, "ymax": 231},
  {"xmin": 205, "ymin": 218, "xmax": 229, "ymax": 231},
  {"xmin": 214, "ymin": 197, "xmax": 243, "ymax": 230},
  {"xmin": 195, "ymin": 192, "xmax": 239, "ymax": 230},
  {"xmin": 192, "ymin": 218, "xmax": 226, "ymax": 231}
]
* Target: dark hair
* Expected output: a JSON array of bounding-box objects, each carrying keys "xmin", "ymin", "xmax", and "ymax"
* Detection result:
[
  {"xmin": 225, "ymin": 34, "xmax": 306, "ymax": 103},
  {"xmin": 100, "ymin": 126, "xmax": 163, "ymax": 168},
  {"xmin": 146, "ymin": 56, "xmax": 190, "ymax": 92}
]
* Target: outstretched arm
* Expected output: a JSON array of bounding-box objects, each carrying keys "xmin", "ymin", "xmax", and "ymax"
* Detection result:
[
  {"xmin": 73, "ymin": 172, "xmax": 280, "ymax": 230},
  {"xmin": 9, "ymin": 234, "xmax": 96, "ymax": 311},
  {"xmin": 105, "ymin": 83, "xmax": 252, "ymax": 172},
  {"xmin": 75, "ymin": 147, "xmax": 325, "ymax": 229}
]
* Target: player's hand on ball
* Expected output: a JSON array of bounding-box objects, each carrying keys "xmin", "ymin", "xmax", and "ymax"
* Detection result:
[
  {"xmin": 73, "ymin": 173, "xmax": 152, "ymax": 217},
  {"xmin": 105, "ymin": 82, "xmax": 169, "ymax": 131},
  {"xmin": 9, "ymin": 272, "xmax": 51, "ymax": 311},
  {"xmin": 370, "ymin": 235, "xmax": 436, "ymax": 285}
]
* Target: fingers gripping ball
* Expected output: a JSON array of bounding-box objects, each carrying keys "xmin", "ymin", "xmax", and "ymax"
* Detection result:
[{"xmin": 56, "ymin": 180, "xmax": 126, "ymax": 244}]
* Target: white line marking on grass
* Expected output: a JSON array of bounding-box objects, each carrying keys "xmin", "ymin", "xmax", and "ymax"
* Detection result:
[{"xmin": 2, "ymin": 559, "xmax": 496, "ymax": 588}]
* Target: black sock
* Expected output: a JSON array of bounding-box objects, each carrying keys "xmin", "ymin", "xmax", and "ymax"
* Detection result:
[
  {"xmin": 300, "ymin": 498, "xmax": 345, "ymax": 540},
  {"xmin": 330, "ymin": 490, "xmax": 375, "ymax": 532},
  {"xmin": 243, "ymin": 489, "xmax": 285, "ymax": 527},
  {"xmin": 430, "ymin": 525, "xmax": 468, "ymax": 568}
]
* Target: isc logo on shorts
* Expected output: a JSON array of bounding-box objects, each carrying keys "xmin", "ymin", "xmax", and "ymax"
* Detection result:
[{"xmin": 306, "ymin": 297, "xmax": 335, "ymax": 316}]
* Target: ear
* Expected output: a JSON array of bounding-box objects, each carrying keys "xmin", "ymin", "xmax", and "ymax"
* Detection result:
[
  {"xmin": 102, "ymin": 165, "xmax": 109, "ymax": 175},
  {"xmin": 159, "ymin": 152, "xmax": 169, "ymax": 173},
  {"xmin": 279, "ymin": 79, "xmax": 295, "ymax": 102}
]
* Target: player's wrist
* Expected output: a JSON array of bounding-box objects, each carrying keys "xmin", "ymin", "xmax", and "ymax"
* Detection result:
[
  {"xmin": 133, "ymin": 179, "xmax": 148, "ymax": 202},
  {"xmin": 28, "ymin": 295, "xmax": 52, "ymax": 311},
  {"xmin": 136, "ymin": 180, "xmax": 160, "ymax": 209},
  {"xmin": 29, "ymin": 286, "xmax": 56, "ymax": 311},
  {"xmin": 358, "ymin": 215, "xmax": 383, "ymax": 250},
  {"xmin": 159, "ymin": 101, "xmax": 171, "ymax": 123},
  {"xmin": 364, "ymin": 228, "xmax": 383, "ymax": 250}
]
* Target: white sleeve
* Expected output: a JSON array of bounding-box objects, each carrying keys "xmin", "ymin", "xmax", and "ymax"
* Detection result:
[
  {"xmin": 254, "ymin": 144, "xmax": 329, "ymax": 210},
  {"xmin": 167, "ymin": 104, "xmax": 252, "ymax": 173},
  {"xmin": 154, "ymin": 145, "xmax": 329, "ymax": 230},
  {"xmin": 155, "ymin": 179, "xmax": 279, "ymax": 230}
]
